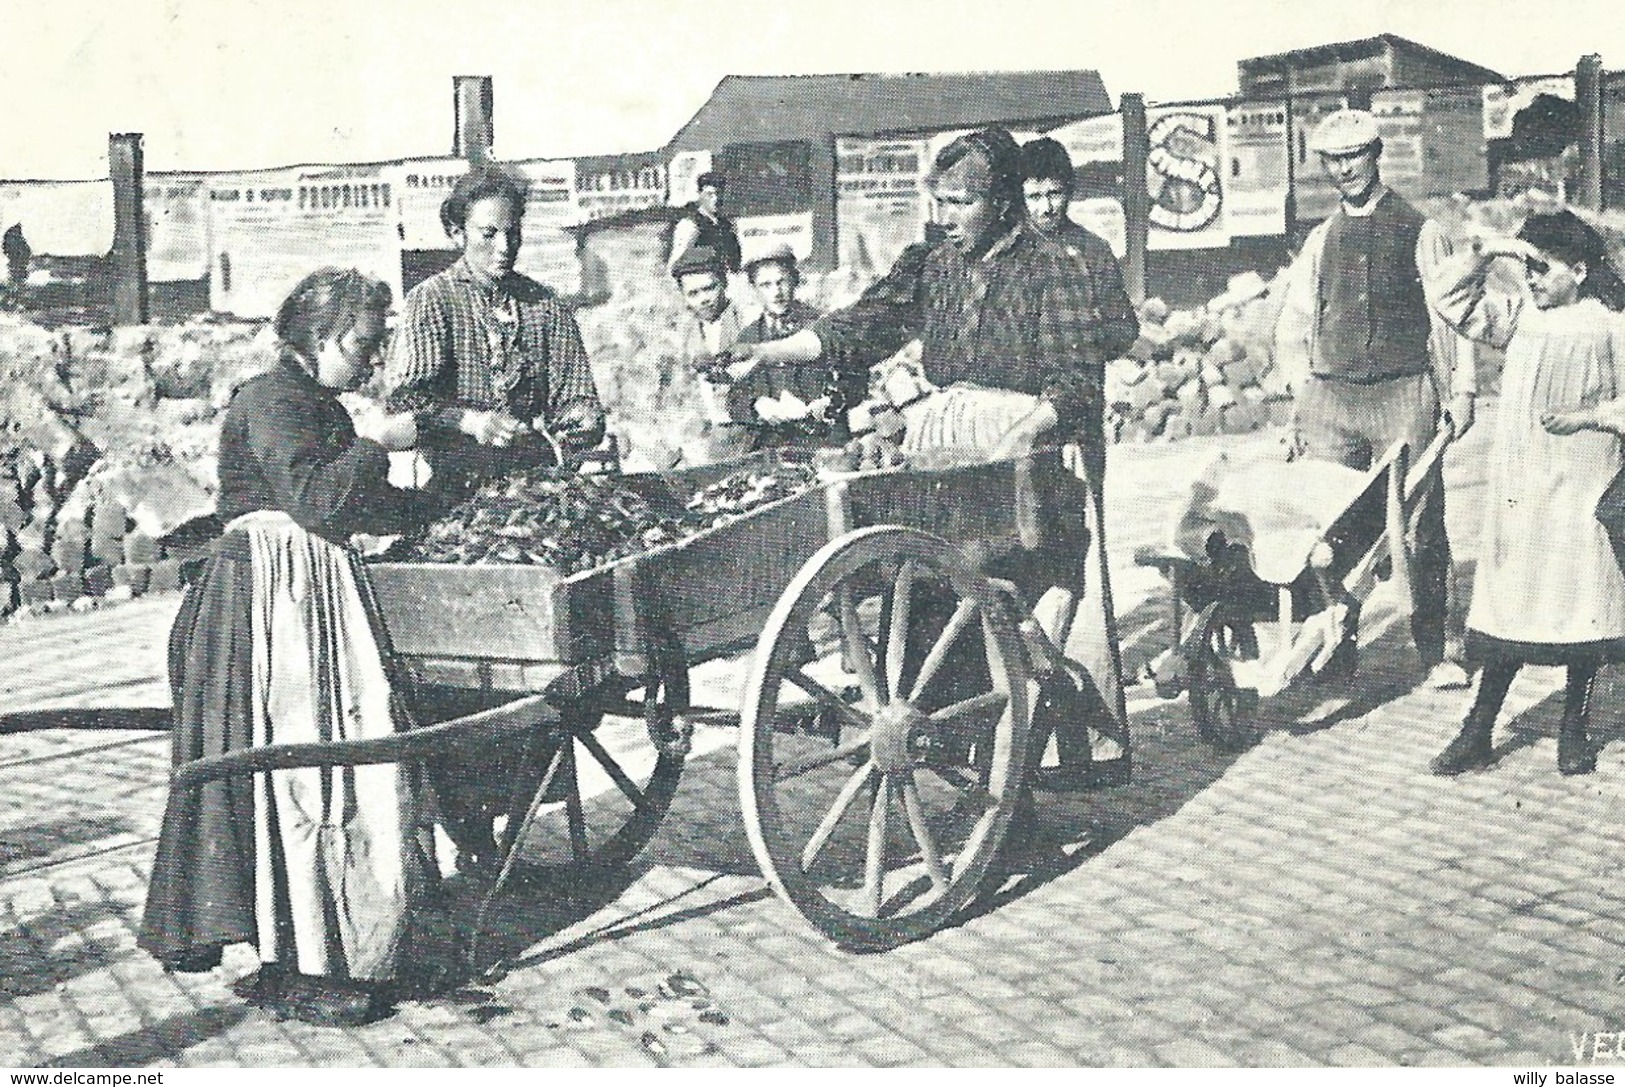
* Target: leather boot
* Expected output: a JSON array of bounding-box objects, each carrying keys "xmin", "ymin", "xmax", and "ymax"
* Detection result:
[
  {"xmin": 1431, "ymin": 663, "xmax": 1513, "ymax": 776},
  {"xmin": 1558, "ymin": 666, "xmax": 1598, "ymax": 776},
  {"xmin": 1430, "ymin": 717, "xmax": 1496, "ymax": 775}
]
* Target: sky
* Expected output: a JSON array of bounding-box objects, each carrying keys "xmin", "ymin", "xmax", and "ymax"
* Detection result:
[{"xmin": 1, "ymin": 0, "xmax": 1621, "ymax": 178}]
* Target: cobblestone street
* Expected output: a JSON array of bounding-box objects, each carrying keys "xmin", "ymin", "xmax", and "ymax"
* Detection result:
[{"xmin": 4, "ymin": 410, "xmax": 1625, "ymax": 1068}]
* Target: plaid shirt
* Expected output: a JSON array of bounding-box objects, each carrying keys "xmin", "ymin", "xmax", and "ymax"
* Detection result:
[
  {"xmin": 815, "ymin": 222, "xmax": 1136, "ymax": 474},
  {"xmin": 383, "ymin": 259, "xmax": 602, "ymax": 439}
]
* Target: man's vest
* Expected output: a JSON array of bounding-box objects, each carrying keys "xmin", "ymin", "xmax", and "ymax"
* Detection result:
[
  {"xmin": 1314, "ymin": 193, "xmax": 1433, "ymax": 383},
  {"xmin": 687, "ymin": 206, "xmax": 742, "ymax": 273}
]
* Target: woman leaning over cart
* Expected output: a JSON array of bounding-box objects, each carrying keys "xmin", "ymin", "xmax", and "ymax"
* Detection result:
[
  {"xmin": 139, "ymin": 268, "xmax": 438, "ymax": 1025},
  {"xmin": 1427, "ymin": 211, "xmax": 1625, "ymax": 777}
]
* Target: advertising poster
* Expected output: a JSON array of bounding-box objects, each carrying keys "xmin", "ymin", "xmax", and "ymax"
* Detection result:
[
  {"xmin": 1371, "ymin": 90, "xmax": 1427, "ymax": 197},
  {"xmin": 1483, "ymin": 75, "xmax": 1575, "ymax": 140},
  {"xmin": 1290, "ymin": 93, "xmax": 1350, "ymax": 222},
  {"xmin": 385, "ymin": 157, "xmax": 470, "ymax": 251},
  {"xmin": 514, "ymin": 158, "xmax": 581, "ymax": 295},
  {"xmin": 575, "ymin": 163, "xmax": 667, "ymax": 224},
  {"xmin": 1045, "ymin": 113, "xmax": 1127, "ymax": 256},
  {"xmin": 1420, "ymin": 86, "xmax": 1490, "ymax": 196},
  {"xmin": 0, "ymin": 180, "xmax": 113, "ymax": 257},
  {"xmin": 1145, "ymin": 105, "xmax": 1229, "ymax": 250},
  {"xmin": 1225, "ymin": 102, "xmax": 1289, "ymax": 237},
  {"xmin": 667, "ymin": 150, "xmax": 713, "ymax": 207},
  {"xmin": 737, "ymin": 211, "xmax": 816, "ymax": 265},
  {"xmin": 835, "ymin": 135, "xmax": 929, "ymax": 276},
  {"xmin": 209, "ymin": 166, "xmax": 398, "ymax": 318},
  {"xmin": 145, "ymin": 178, "xmax": 210, "ymax": 281}
]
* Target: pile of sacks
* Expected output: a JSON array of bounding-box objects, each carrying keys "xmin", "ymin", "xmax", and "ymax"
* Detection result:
[{"xmin": 1107, "ymin": 272, "xmax": 1292, "ymax": 444}]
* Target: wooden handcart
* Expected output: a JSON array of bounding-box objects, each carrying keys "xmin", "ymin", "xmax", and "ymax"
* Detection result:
[
  {"xmin": 173, "ymin": 449, "xmax": 1123, "ymax": 950},
  {"xmin": 1134, "ymin": 431, "xmax": 1452, "ymax": 751}
]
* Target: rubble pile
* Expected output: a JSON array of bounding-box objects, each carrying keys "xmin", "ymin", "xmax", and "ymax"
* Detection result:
[
  {"xmin": 0, "ymin": 313, "xmax": 268, "ymax": 618},
  {"xmin": 1106, "ymin": 271, "xmax": 1292, "ymax": 444}
]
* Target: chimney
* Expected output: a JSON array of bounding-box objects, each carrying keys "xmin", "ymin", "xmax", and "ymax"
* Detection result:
[
  {"xmin": 108, "ymin": 133, "xmax": 148, "ymax": 324},
  {"xmin": 453, "ymin": 76, "xmax": 494, "ymax": 163}
]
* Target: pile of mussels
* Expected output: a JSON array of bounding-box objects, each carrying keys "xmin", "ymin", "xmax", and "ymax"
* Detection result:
[{"xmin": 391, "ymin": 463, "xmax": 819, "ymax": 573}]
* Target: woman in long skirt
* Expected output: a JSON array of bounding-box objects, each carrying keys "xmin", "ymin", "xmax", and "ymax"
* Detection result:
[
  {"xmin": 1428, "ymin": 211, "xmax": 1625, "ymax": 776},
  {"xmin": 139, "ymin": 269, "xmax": 436, "ymax": 1024}
]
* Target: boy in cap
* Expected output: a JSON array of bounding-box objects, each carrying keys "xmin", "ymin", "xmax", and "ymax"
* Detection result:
[
  {"xmin": 1272, "ymin": 107, "xmax": 1477, "ymax": 689},
  {"xmin": 672, "ymin": 244, "xmax": 746, "ymax": 461}
]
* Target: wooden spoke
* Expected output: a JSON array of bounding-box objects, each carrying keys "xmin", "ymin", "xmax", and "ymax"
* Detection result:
[
  {"xmin": 863, "ymin": 776, "xmax": 891, "ymax": 916},
  {"xmin": 907, "ymin": 599, "xmax": 978, "ymax": 703},
  {"xmin": 741, "ymin": 525, "xmax": 1034, "ymax": 946},
  {"xmin": 922, "ymin": 763, "xmax": 999, "ymax": 813},
  {"xmin": 884, "ymin": 559, "xmax": 916, "ymax": 702},
  {"xmin": 928, "ymin": 690, "xmax": 1009, "ymax": 725},
  {"xmin": 839, "ymin": 585, "xmax": 885, "ymax": 707},
  {"xmin": 773, "ymin": 732, "xmax": 874, "ymax": 782},
  {"xmin": 800, "ymin": 762, "xmax": 877, "ymax": 872},
  {"xmin": 562, "ymin": 740, "xmax": 588, "ymax": 863},
  {"xmin": 785, "ymin": 670, "xmax": 875, "ymax": 732},
  {"xmin": 900, "ymin": 776, "xmax": 948, "ymax": 891},
  {"xmin": 575, "ymin": 728, "xmax": 649, "ymax": 809}
]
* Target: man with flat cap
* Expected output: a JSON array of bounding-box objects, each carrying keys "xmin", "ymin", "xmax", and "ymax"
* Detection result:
[
  {"xmin": 1273, "ymin": 107, "xmax": 1476, "ymax": 688},
  {"xmin": 672, "ymin": 244, "xmax": 747, "ymax": 462}
]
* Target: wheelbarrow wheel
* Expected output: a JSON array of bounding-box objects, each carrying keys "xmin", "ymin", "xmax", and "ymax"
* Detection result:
[
  {"xmin": 1189, "ymin": 615, "xmax": 1260, "ymax": 751},
  {"xmin": 499, "ymin": 643, "xmax": 689, "ymax": 880},
  {"xmin": 740, "ymin": 526, "xmax": 1033, "ymax": 948}
]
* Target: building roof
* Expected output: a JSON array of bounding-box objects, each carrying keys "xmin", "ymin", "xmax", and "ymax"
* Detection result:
[
  {"xmin": 1239, "ymin": 33, "xmax": 1504, "ymax": 84},
  {"xmin": 666, "ymin": 71, "xmax": 1113, "ymax": 152}
]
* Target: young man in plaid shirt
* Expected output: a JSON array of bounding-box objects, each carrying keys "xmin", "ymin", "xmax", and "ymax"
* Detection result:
[{"xmin": 385, "ymin": 165, "xmax": 604, "ymax": 491}]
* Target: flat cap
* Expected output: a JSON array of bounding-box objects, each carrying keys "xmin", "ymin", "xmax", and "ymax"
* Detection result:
[
  {"xmin": 671, "ymin": 244, "xmax": 726, "ymax": 279},
  {"xmin": 1308, "ymin": 109, "xmax": 1381, "ymax": 156},
  {"xmin": 742, "ymin": 240, "xmax": 798, "ymax": 274}
]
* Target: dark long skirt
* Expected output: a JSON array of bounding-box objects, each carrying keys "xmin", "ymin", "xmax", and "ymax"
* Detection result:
[{"xmin": 139, "ymin": 547, "xmax": 260, "ymax": 967}]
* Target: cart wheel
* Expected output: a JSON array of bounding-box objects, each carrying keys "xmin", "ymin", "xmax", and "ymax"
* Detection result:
[
  {"xmin": 740, "ymin": 525, "xmax": 1033, "ymax": 948},
  {"xmin": 503, "ymin": 642, "xmax": 688, "ymax": 878},
  {"xmin": 1189, "ymin": 615, "xmax": 1260, "ymax": 751}
]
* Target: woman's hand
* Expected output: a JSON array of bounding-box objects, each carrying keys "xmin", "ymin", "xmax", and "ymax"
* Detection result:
[
  {"xmin": 1542, "ymin": 408, "xmax": 1598, "ymax": 436},
  {"xmin": 459, "ymin": 409, "xmax": 527, "ymax": 447},
  {"xmin": 990, "ymin": 401, "xmax": 1060, "ymax": 462},
  {"xmin": 355, "ymin": 407, "xmax": 419, "ymax": 452},
  {"xmin": 1476, "ymin": 236, "xmax": 1541, "ymax": 264}
]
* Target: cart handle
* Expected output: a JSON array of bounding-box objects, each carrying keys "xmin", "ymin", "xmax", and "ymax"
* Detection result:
[{"xmin": 170, "ymin": 691, "xmax": 555, "ymax": 788}]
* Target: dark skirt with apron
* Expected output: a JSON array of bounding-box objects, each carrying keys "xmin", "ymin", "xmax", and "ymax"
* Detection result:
[{"xmin": 139, "ymin": 512, "xmax": 431, "ymax": 981}]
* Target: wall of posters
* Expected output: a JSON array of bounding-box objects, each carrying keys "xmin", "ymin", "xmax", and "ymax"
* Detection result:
[{"xmin": 1225, "ymin": 102, "xmax": 1289, "ymax": 237}]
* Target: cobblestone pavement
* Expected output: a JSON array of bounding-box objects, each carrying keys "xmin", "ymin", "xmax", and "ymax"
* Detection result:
[{"xmin": 4, "ymin": 408, "xmax": 1625, "ymax": 1068}]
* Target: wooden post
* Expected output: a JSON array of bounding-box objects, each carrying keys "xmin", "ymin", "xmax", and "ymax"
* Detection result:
[
  {"xmin": 453, "ymin": 76, "xmax": 494, "ymax": 163},
  {"xmin": 108, "ymin": 133, "xmax": 148, "ymax": 325},
  {"xmin": 1575, "ymin": 54, "xmax": 1604, "ymax": 211},
  {"xmin": 1121, "ymin": 93, "xmax": 1150, "ymax": 306}
]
